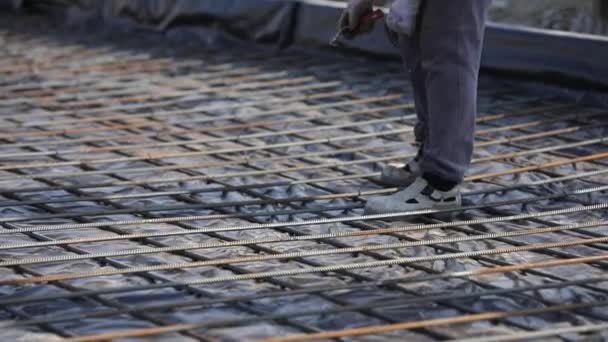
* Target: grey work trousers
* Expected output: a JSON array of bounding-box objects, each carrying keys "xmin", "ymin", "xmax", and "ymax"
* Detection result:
[{"xmin": 398, "ymin": 0, "xmax": 492, "ymax": 184}]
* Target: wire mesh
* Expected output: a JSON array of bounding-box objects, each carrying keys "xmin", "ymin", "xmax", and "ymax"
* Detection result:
[{"xmin": 1, "ymin": 12, "xmax": 608, "ymax": 342}]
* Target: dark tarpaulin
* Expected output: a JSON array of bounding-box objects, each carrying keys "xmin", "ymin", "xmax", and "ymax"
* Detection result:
[{"xmin": 5, "ymin": 0, "xmax": 608, "ymax": 89}]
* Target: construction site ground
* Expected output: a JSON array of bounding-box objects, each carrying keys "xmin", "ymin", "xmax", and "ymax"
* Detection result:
[{"xmin": 0, "ymin": 12, "xmax": 608, "ymax": 342}]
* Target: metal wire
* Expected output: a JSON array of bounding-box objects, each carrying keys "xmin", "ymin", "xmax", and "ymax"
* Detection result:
[
  {"xmin": 4, "ymin": 267, "xmax": 608, "ymax": 329},
  {"xmin": 259, "ymin": 301, "xmax": 608, "ymax": 342},
  {"xmin": 2, "ymin": 219, "xmax": 606, "ymax": 280},
  {"xmin": 0, "ymin": 98, "xmax": 564, "ymax": 156},
  {"xmin": 2, "ymin": 13, "xmax": 608, "ymax": 342},
  {"xmin": 4, "ymin": 127, "xmax": 608, "ymax": 342},
  {"xmin": 2, "ymin": 125, "xmax": 604, "ymax": 195},
  {"xmin": 1, "ymin": 80, "xmax": 344, "ymax": 123},
  {"xmin": 0, "ymin": 116, "xmax": 412, "ymax": 172},
  {"xmin": 4, "ymin": 150, "xmax": 600, "ymax": 340},
  {"xmin": 1, "ymin": 198, "xmax": 603, "ymax": 253},
  {"xmin": 57, "ymin": 295, "xmax": 608, "ymax": 341},
  {"xmin": 0, "ymin": 102, "xmax": 409, "ymax": 159},
  {"xmin": 2, "ymin": 159, "xmax": 604, "ymax": 225},
  {"xmin": 0, "ymin": 153, "xmax": 605, "ymax": 210},
  {"xmin": 451, "ymin": 323, "xmax": 608, "ymax": 342},
  {"xmin": 0, "ymin": 93, "xmax": 402, "ymax": 139},
  {"xmin": 1, "ymin": 247, "xmax": 605, "ymax": 309},
  {"xmin": 1, "ymin": 59, "xmax": 397, "ymax": 119},
  {"xmin": 5, "ymin": 120, "xmax": 608, "ymax": 340},
  {"xmin": 4, "ymin": 232, "xmax": 608, "ymax": 286},
  {"xmin": 0, "ymin": 102, "xmax": 581, "ymax": 172},
  {"xmin": 2, "ymin": 38, "xmax": 410, "ymax": 342},
  {"xmin": 0, "ymin": 127, "xmax": 412, "ymax": 181},
  {"xmin": 3, "ymin": 179, "xmax": 605, "ymax": 234}
]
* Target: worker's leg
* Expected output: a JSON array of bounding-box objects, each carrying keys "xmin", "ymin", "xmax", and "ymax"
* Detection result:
[
  {"xmin": 364, "ymin": 0, "xmax": 491, "ymax": 215},
  {"xmin": 417, "ymin": 0, "xmax": 491, "ymax": 186},
  {"xmin": 375, "ymin": 32, "xmax": 427, "ymax": 187},
  {"xmin": 399, "ymin": 34, "xmax": 427, "ymax": 146}
]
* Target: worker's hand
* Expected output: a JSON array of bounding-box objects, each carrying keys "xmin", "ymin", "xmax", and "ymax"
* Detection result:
[{"xmin": 339, "ymin": 0, "xmax": 374, "ymax": 38}]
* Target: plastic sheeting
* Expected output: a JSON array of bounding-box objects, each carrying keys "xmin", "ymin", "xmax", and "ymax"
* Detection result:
[{"xmin": 5, "ymin": 0, "xmax": 608, "ymax": 87}]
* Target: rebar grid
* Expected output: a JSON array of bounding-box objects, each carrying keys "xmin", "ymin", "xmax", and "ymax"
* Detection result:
[{"xmin": 1, "ymin": 13, "xmax": 608, "ymax": 342}]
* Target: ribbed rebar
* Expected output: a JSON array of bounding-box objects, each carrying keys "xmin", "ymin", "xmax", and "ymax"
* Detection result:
[
  {"xmin": 0, "ymin": 154, "xmax": 605, "ymax": 210},
  {"xmin": 261, "ymin": 301, "xmax": 608, "ymax": 342},
  {"xmin": 3, "ymin": 234, "xmax": 607, "ymax": 286},
  {"xmin": 59, "ymin": 294, "xmax": 608, "ymax": 342},
  {"xmin": 2, "ymin": 129, "xmax": 604, "ymax": 194},
  {"xmin": 4, "ymin": 267, "xmax": 608, "ymax": 329},
  {"xmin": 2, "ymin": 12, "xmax": 608, "ymax": 342},
  {"xmin": 3, "ymin": 181, "xmax": 605, "ymax": 235},
  {"xmin": 2, "ymin": 219, "xmax": 605, "ymax": 271},
  {"xmin": 451, "ymin": 323, "xmax": 608, "ymax": 342},
  {"xmin": 0, "ymin": 102, "xmax": 584, "ymax": 172}
]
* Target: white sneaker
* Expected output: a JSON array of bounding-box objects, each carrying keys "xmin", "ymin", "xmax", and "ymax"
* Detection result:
[
  {"xmin": 364, "ymin": 176, "xmax": 461, "ymax": 215},
  {"xmin": 377, "ymin": 159, "xmax": 421, "ymax": 187}
]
